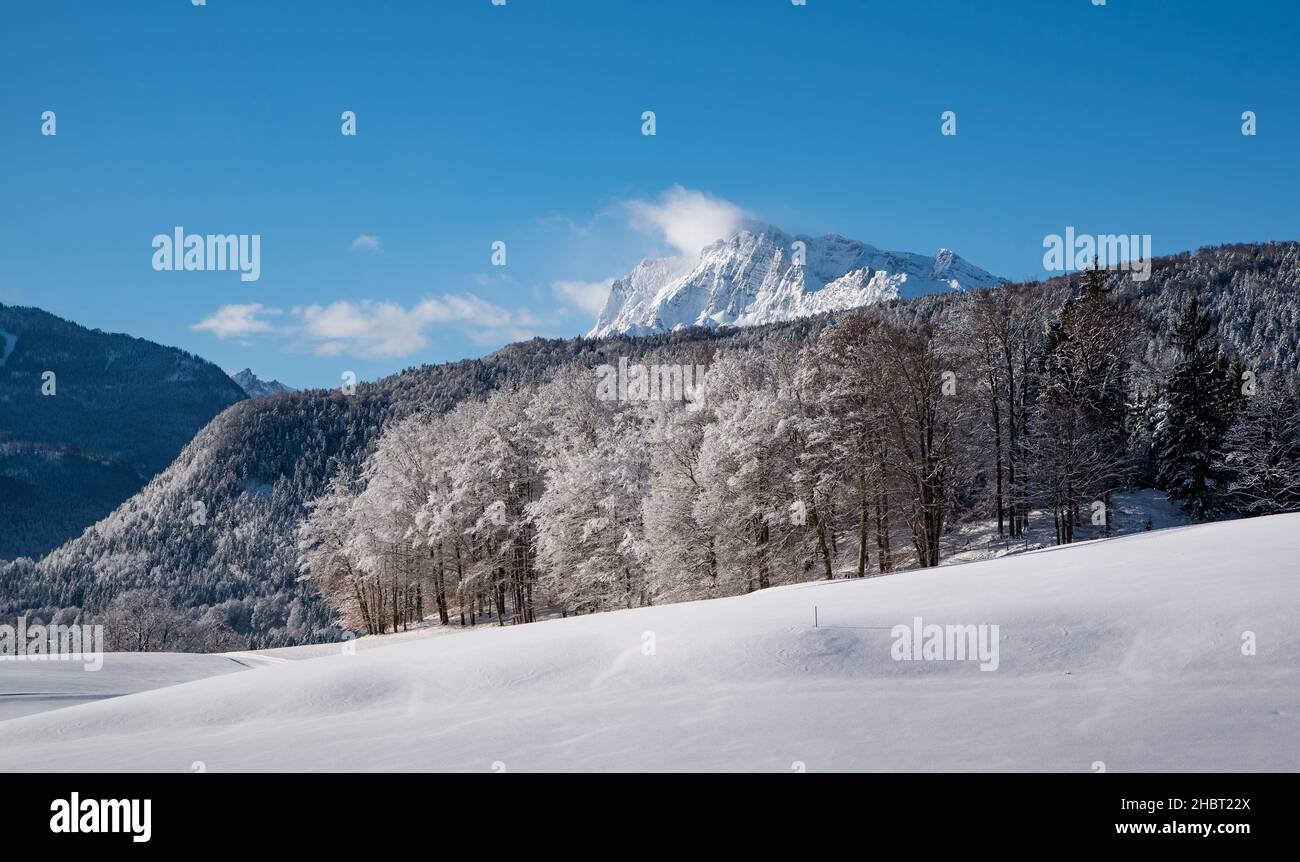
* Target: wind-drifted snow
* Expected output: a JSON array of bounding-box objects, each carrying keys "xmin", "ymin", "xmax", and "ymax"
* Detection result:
[
  {"xmin": 589, "ymin": 225, "xmax": 1004, "ymax": 338},
  {"xmin": 1, "ymin": 515, "xmax": 1296, "ymax": 771}
]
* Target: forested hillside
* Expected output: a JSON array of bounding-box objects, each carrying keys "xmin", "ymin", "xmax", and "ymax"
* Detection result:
[
  {"xmin": 1, "ymin": 324, "xmax": 811, "ymax": 647},
  {"xmin": 0, "ymin": 305, "xmax": 247, "ymax": 559},
  {"xmin": 4, "ymin": 241, "xmax": 1298, "ymax": 648}
]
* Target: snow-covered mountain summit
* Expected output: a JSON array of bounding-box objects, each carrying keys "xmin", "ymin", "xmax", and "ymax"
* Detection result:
[{"xmin": 589, "ymin": 224, "xmax": 1004, "ymax": 338}]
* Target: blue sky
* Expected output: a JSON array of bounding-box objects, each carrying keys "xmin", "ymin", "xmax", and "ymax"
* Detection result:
[{"xmin": 1, "ymin": 0, "xmax": 1297, "ymax": 389}]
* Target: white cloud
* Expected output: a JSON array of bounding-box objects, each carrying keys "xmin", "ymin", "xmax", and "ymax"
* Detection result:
[
  {"xmin": 190, "ymin": 304, "xmax": 282, "ymax": 339},
  {"xmin": 193, "ymin": 294, "xmax": 547, "ymax": 358},
  {"xmin": 552, "ymin": 279, "xmax": 613, "ymax": 315},
  {"xmin": 624, "ymin": 185, "xmax": 748, "ymax": 261},
  {"xmin": 350, "ymin": 234, "xmax": 382, "ymax": 254},
  {"xmin": 292, "ymin": 295, "xmax": 543, "ymax": 357},
  {"xmin": 547, "ymin": 186, "xmax": 748, "ymax": 319}
]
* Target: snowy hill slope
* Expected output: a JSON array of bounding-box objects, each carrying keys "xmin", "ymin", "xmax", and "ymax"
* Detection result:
[
  {"xmin": 590, "ymin": 225, "xmax": 1004, "ymax": 337},
  {"xmin": 2, "ymin": 514, "xmax": 1296, "ymax": 772}
]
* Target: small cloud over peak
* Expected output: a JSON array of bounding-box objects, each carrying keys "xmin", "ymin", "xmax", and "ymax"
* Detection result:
[
  {"xmin": 546, "ymin": 186, "xmax": 749, "ymax": 319},
  {"xmin": 624, "ymin": 185, "xmax": 748, "ymax": 262}
]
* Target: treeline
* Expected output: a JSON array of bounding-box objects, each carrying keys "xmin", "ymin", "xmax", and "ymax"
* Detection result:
[{"xmin": 299, "ymin": 265, "xmax": 1300, "ymax": 632}]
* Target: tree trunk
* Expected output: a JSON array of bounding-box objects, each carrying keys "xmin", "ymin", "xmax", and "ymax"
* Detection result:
[{"xmin": 856, "ymin": 470, "xmax": 869, "ymax": 577}]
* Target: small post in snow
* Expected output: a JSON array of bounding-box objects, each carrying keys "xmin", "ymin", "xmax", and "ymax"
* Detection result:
[{"xmin": 814, "ymin": 605, "xmax": 818, "ymax": 628}]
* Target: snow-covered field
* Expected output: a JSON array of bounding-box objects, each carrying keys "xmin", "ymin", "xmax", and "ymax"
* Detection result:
[
  {"xmin": 0, "ymin": 652, "xmax": 244, "ymax": 722},
  {"xmin": 1, "ymin": 514, "xmax": 1296, "ymax": 772}
]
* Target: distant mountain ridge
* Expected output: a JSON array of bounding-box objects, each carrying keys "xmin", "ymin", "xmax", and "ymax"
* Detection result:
[
  {"xmin": 230, "ymin": 368, "xmax": 295, "ymax": 398},
  {"xmin": 0, "ymin": 305, "xmax": 246, "ymax": 560},
  {"xmin": 590, "ymin": 224, "xmax": 1004, "ymax": 337}
]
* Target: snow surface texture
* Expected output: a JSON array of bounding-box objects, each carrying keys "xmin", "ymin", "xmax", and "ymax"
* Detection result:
[
  {"xmin": 1, "ymin": 515, "xmax": 1296, "ymax": 772},
  {"xmin": 590, "ymin": 225, "xmax": 1004, "ymax": 338}
]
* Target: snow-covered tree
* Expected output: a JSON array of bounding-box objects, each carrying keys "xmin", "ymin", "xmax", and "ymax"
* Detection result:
[
  {"xmin": 526, "ymin": 367, "xmax": 651, "ymax": 613},
  {"xmin": 641, "ymin": 401, "xmax": 720, "ymax": 600},
  {"xmin": 1217, "ymin": 374, "xmax": 1300, "ymax": 517},
  {"xmin": 1031, "ymin": 267, "xmax": 1139, "ymax": 542},
  {"xmin": 809, "ymin": 317, "xmax": 902, "ymax": 574},
  {"xmin": 297, "ymin": 469, "xmax": 376, "ymax": 632},
  {"xmin": 692, "ymin": 348, "xmax": 821, "ymax": 591},
  {"xmin": 1153, "ymin": 296, "xmax": 1238, "ymax": 519},
  {"xmin": 447, "ymin": 387, "xmax": 543, "ymax": 625}
]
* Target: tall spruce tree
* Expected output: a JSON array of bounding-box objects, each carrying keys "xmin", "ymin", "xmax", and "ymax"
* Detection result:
[
  {"xmin": 1031, "ymin": 266, "xmax": 1136, "ymax": 542},
  {"xmin": 1153, "ymin": 297, "xmax": 1237, "ymax": 519}
]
